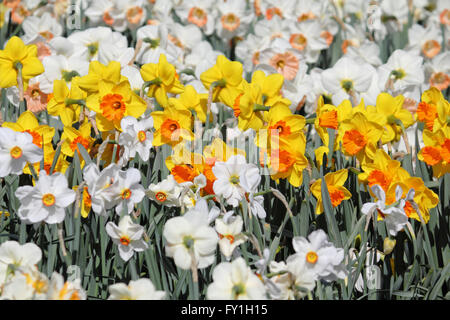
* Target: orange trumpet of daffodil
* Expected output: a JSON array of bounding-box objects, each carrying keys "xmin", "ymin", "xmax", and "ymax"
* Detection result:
[
  {"xmin": 339, "ymin": 112, "xmax": 383, "ymax": 165},
  {"xmin": 151, "ymin": 100, "xmax": 194, "ymax": 147},
  {"xmin": 418, "ymin": 126, "xmax": 450, "ymax": 178},
  {"xmin": 310, "ymin": 169, "xmax": 352, "ymax": 215}
]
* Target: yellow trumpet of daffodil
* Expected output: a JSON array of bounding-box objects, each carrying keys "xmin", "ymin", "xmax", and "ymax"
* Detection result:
[
  {"xmin": 151, "ymin": 100, "xmax": 194, "ymax": 147},
  {"xmin": 310, "ymin": 169, "xmax": 352, "ymax": 215},
  {"xmin": 72, "ymin": 185, "xmax": 92, "ymax": 218},
  {"xmin": 2, "ymin": 111, "xmax": 54, "ymax": 148},
  {"xmin": 418, "ymin": 126, "xmax": 450, "ymax": 178},
  {"xmin": 47, "ymin": 78, "xmax": 85, "ymax": 127},
  {"xmin": 338, "ymin": 112, "xmax": 384, "ymax": 165},
  {"xmin": 140, "ymin": 53, "xmax": 184, "ymax": 108},
  {"xmin": 86, "ymin": 79, "xmax": 147, "ymax": 131},
  {"xmin": 368, "ymin": 92, "xmax": 414, "ymax": 144},
  {"xmin": 200, "ymin": 55, "xmax": 244, "ymax": 108},
  {"xmin": 0, "ymin": 36, "xmax": 44, "ymax": 89}
]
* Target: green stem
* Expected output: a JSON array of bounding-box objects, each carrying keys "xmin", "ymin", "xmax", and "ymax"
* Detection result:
[
  {"xmin": 65, "ymin": 98, "xmax": 86, "ymax": 107},
  {"xmin": 253, "ymin": 104, "xmax": 270, "ymax": 112}
]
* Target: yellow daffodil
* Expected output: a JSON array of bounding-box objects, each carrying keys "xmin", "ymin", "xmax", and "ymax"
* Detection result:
[
  {"xmin": 77, "ymin": 60, "xmax": 124, "ymax": 94},
  {"xmin": 416, "ymin": 87, "xmax": 450, "ymax": 132},
  {"xmin": 73, "ymin": 185, "xmax": 92, "ymax": 218},
  {"xmin": 61, "ymin": 121, "xmax": 95, "ymax": 161},
  {"xmin": 369, "ymin": 93, "xmax": 414, "ymax": 144},
  {"xmin": 151, "ymin": 101, "xmax": 194, "ymax": 147},
  {"xmin": 418, "ymin": 126, "xmax": 450, "ymax": 178},
  {"xmin": 200, "ymin": 55, "xmax": 244, "ymax": 107},
  {"xmin": 2, "ymin": 111, "xmax": 54, "ymax": 148},
  {"xmin": 0, "ymin": 36, "xmax": 44, "ymax": 89},
  {"xmin": 250, "ymin": 70, "xmax": 290, "ymax": 107},
  {"xmin": 269, "ymin": 133, "xmax": 309, "ymax": 187},
  {"xmin": 173, "ymin": 85, "xmax": 208, "ymax": 122},
  {"xmin": 338, "ymin": 112, "xmax": 384, "ymax": 165},
  {"xmin": 310, "ymin": 169, "xmax": 352, "ymax": 215},
  {"xmin": 232, "ymin": 80, "xmax": 266, "ymax": 131},
  {"xmin": 256, "ymin": 103, "xmax": 305, "ymax": 150},
  {"xmin": 140, "ymin": 53, "xmax": 184, "ymax": 107},
  {"xmin": 23, "ymin": 143, "xmax": 69, "ymax": 177},
  {"xmin": 385, "ymin": 178, "xmax": 439, "ymax": 224},
  {"xmin": 47, "ymin": 78, "xmax": 85, "ymax": 127},
  {"xmin": 86, "ymin": 79, "xmax": 147, "ymax": 131},
  {"xmin": 314, "ymin": 96, "xmax": 339, "ymax": 147},
  {"xmin": 359, "ymin": 149, "xmax": 410, "ymax": 192}
]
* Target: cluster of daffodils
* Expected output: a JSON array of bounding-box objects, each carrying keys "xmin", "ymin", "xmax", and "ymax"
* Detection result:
[{"xmin": 0, "ymin": 0, "xmax": 448, "ymax": 300}]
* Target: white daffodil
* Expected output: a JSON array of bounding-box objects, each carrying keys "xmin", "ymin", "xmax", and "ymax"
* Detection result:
[
  {"xmin": 361, "ymin": 184, "xmax": 409, "ymax": 237},
  {"xmin": 184, "ymin": 41, "xmax": 222, "ymax": 81},
  {"xmin": 163, "ymin": 203, "xmax": 218, "ymax": 270},
  {"xmin": 118, "ymin": 116, "xmax": 154, "ymax": 163},
  {"xmin": 215, "ymin": 215, "xmax": 247, "ymax": 260},
  {"xmin": 0, "ymin": 266, "xmax": 48, "ymax": 300},
  {"xmin": 83, "ymin": 163, "xmax": 120, "ymax": 217},
  {"xmin": 106, "ymin": 215, "xmax": 148, "ymax": 261},
  {"xmin": 321, "ymin": 56, "xmax": 375, "ymax": 105},
  {"xmin": 377, "ymin": 49, "xmax": 424, "ymax": 101},
  {"xmin": 22, "ymin": 12, "xmax": 63, "ymax": 43},
  {"xmin": 68, "ymin": 26, "xmax": 131, "ymax": 64},
  {"xmin": 147, "ymin": 174, "xmax": 183, "ymax": 207},
  {"xmin": 407, "ymin": 23, "xmax": 443, "ymax": 59},
  {"xmin": 206, "ymin": 257, "xmax": 267, "ymax": 300},
  {"xmin": 108, "ymin": 278, "xmax": 166, "ymax": 300},
  {"xmin": 212, "ymin": 155, "xmax": 261, "ymax": 207},
  {"xmin": 0, "ymin": 128, "xmax": 43, "ymax": 178},
  {"xmin": 259, "ymin": 37, "xmax": 304, "ymax": 81},
  {"xmin": 45, "ymin": 272, "xmax": 86, "ymax": 300},
  {"xmin": 15, "ymin": 171, "xmax": 76, "ymax": 225},
  {"xmin": 288, "ymin": 20, "xmax": 328, "ymax": 63},
  {"xmin": 174, "ymin": 0, "xmax": 216, "ymax": 35},
  {"xmin": 424, "ymin": 52, "xmax": 450, "ymax": 91},
  {"xmin": 39, "ymin": 54, "xmax": 90, "ymax": 93},
  {"xmin": 267, "ymin": 258, "xmax": 316, "ymax": 300},
  {"xmin": 0, "ymin": 241, "xmax": 42, "ymax": 286},
  {"xmin": 290, "ymin": 229, "xmax": 347, "ymax": 281},
  {"xmin": 215, "ymin": 0, "xmax": 255, "ymax": 40},
  {"xmin": 103, "ymin": 168, "xmax": 146, "ymax": 215}
]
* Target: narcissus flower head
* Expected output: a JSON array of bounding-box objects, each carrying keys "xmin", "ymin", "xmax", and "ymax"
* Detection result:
[
  {"xmin": 200, "ymin": 55, "xmax": 244, "ymax": 107},
  {"xmin": 310, "ymin": 169, "xmax": 352, "ymax": 215},
  {"xmin": 0, "ymin": 36, "xmax": 44, "ymax": 89},
  {"xmin": 140, "ymin": 53, "xmax": 184, "ymax": 107}
]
